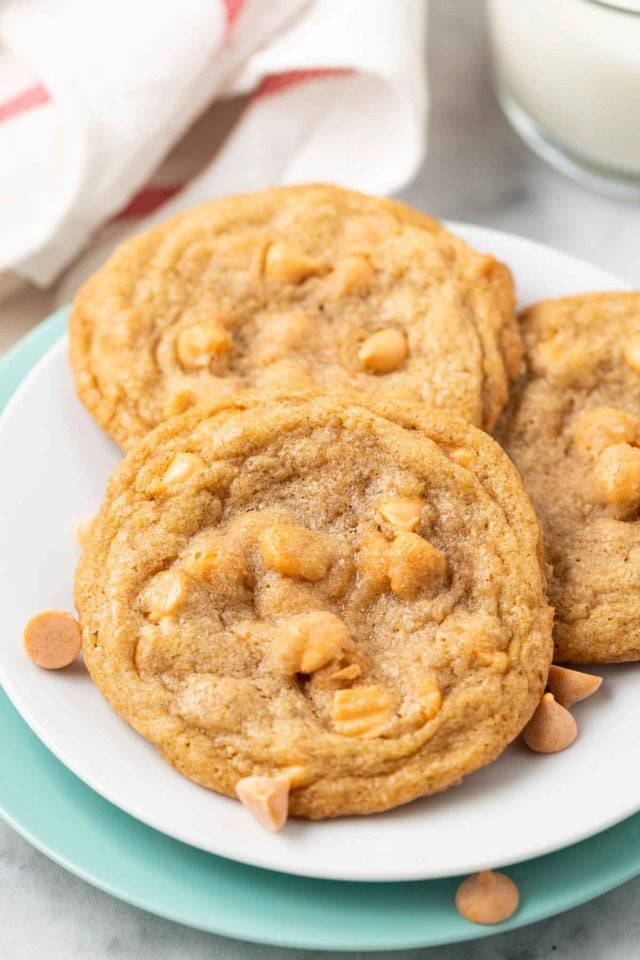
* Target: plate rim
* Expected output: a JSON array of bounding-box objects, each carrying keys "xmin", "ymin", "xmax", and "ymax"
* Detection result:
[{"xmin": 0, "ymin": 226, "xmax": 634, "ymax": 885}]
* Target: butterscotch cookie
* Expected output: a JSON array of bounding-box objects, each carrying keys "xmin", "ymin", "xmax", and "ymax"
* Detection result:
[
  {"xmin": 75, "ymin": 390, "xmax": 552, "ymax": 819},
  {"xmin": 497, "ymin": 292, "xmax": 640, "ymax": 663},
  {"xmin": 70, "ymin": 184, "xmax": 519, "ymax": 449}
]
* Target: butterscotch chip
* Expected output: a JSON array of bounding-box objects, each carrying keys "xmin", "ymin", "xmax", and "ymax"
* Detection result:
[
  {"xmin": 139, "ymin": 569, "xmax": 190, "ymax": 622},
  {"xmin": 263, "ymin": 241, "xmax": 324, "ymax": 284},
  {"xmin": 236, "ymin": 774, "xmax": 291, "ymax": 831},
  {"xmin": 496, "ymin": 292, "xmax": 640, "ymax": 663},
  {"xmin": 176, "ymin": 322, "xmax": 231, "ymax": 369},
  {"xmin": 70, "ymin": 184, "xmax": 519, "ymax": 449},
  {"xmin": 269, "ymin": 612, "xmax": 349, "ymax": 675},
  {"xmin": 573, "ymin": 407, "xmax": 637, "ymax": 458},
  {"xmin": 330, "ymin": 253, "xmax": 373, "ymax": 297},
  {"xmin": 623, "ymin": 334, "xmax": 640, "ymax": 373},
  {"xmin": 23, "ymin": 610, "xmax": 82, "ymax": 669},
  {"xmin": 75, "ymin": 390, "xmax": 552, "ymax": 819},
  {"xmin": 455, "ymin": 870, "xmax": 519, "ymax": 925},
  {"xmin": 161, "ymin": 452, "xmax": 205, "ymax": 487},
  {"xmin": 356, "ymin": 531, "xmax": 390, "ymax": 593},
  {"xmin": 164, "ymin": 390, "xmax": 195, "ymax": 418},
  {"xmin": 331, "ymin": 685, "xmax": 391, "ymax": 738},
  {"xmin": 259, "ymin": 523, "xmax": 330, "ymax": 581},
  {"xmin": 330, "ymin": 663, "xmax": 362, "ymax": 682},
  {"xmin": 547, "ymin": 664, "xmax": 602, "ymax": 708},
  {"xmin": 377, "ymin": 498, "xmax": 424, "ymax": 532},
  {"xmin": 358, "ymin": 328, "xmax": 408, "ymax": 374},
  {"xmin": 532, "ymin": 337, "xmax": 591, "ymax": 384},
  {"xmin": 593, "ymin": 443, "xmax": 640, "ymax": 517},
  {"xmin": 388, "ymin": 532, "xmax": 447, "ymax": 599},
  {"xmin": 522, "ymin": 693, "xmax": 577, "ymax": 753}
]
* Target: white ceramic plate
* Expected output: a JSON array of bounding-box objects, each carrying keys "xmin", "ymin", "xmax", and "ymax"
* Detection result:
[{"xmin": 0, "ymin": 226, "xmax": 637, "ymax": 883}]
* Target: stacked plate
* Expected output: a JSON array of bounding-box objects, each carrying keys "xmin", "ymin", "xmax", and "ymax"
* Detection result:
[{"xmin": 1, "ymin": 227, "xmax": 639, "ymax": 951}]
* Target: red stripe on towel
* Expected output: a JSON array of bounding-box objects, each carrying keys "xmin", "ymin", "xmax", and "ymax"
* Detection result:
[
  {"xmin": 256, "ymin": 68, "xmax": 352, "ymax": 98},
  {"xmin": 222, "ymin": 0, "xmax": 245, "ymax": 26},
  {"xmin": 0, "ymin": 84, "xmax": 51, "ymax": 124},
  {"xmin": 114, "ymin": 184, "xmax": 184, "ymax": 220}
]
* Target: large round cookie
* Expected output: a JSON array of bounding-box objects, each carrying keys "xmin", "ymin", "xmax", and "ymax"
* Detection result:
[
  {"xmin": 75, "ymin": 390, "xmax": 552, "ymax": 819},
  {"xmin": 497, "ymin": 292, "xmax": 640, "ymax": 663},
  {"xmin": 70, "ymin": 184, "xmax": 519, "ymax": 449}
]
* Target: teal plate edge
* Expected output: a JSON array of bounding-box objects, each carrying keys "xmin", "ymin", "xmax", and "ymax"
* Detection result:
[{"xmin": 1, "ymin": 308, "xmax": 640, "ymax": 952}]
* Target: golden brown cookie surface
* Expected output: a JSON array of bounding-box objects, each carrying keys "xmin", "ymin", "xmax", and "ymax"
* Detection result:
[
  {"xmin": 497, "ymin": 292, "xmax": 640, "ymax": 663},
  {"xmin": 70, "ymin": 184, "xmax": 518, "ymax": 449},
  {"xmin": 75, "ymin": 390, "xmax": 551, "ymax": 819}
]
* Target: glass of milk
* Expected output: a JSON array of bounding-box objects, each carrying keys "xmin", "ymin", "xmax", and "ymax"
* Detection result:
[{"xmin": 488, "ymin": 0, "xmax": 640, "ymax": 197}]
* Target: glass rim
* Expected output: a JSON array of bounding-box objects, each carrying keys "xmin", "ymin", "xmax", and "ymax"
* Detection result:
[{"xmin": 582, "ymin": 0, "xmax": 640, "ymax": 15}]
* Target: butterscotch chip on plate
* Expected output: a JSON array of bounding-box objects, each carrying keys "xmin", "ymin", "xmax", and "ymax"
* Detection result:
[
  {"xmin": 75, "ymin": 390, "xmax": 551, "ymax": 820},
  {"xmin": 70, "ymin": 184, "xmax": 519, "ymax": 450},
  {"xmin": 24, "ymin": 610, "xmax": 82, "ymax": 669},
  {"xmin": 547, "ymin": 664, "xmax": 602, "ymax": 709},
  {"xmin": 496, "ymin": 292, "xmax": 640, "ymax": 663},
  {"xmin": 522, "ymin": 693, "xmax": 577, "ymax": 754}
]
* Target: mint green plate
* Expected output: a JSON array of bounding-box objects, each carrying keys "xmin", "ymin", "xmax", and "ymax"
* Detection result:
[{"xmin": 2, "ymin": 310, "xmax": 640, "ymax": 951}]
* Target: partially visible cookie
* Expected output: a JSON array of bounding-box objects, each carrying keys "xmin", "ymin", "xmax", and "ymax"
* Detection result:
[
  {"xmin": 75, "ymin": 390, "xmax": 551, "ymax": 819},
  {"xmin": 70, "ymin": 184, "xmax": 519, "ymax": 449},
  {"xmin": 497, "ymin": 291, "xmax": 640, "ymax": 663}
]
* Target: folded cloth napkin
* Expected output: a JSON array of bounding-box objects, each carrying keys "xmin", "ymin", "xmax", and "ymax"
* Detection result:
[{"xmin": 0, "ymin": 0, "xmax": 428, "ymax": 304}]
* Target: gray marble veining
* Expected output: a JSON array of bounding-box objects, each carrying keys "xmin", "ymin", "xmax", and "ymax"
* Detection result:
[{"xmin": 2, "ymin": 2, "xmax": 639, "ymax": 957}]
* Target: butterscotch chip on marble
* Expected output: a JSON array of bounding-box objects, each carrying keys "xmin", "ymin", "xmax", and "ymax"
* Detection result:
[
  {"xmin": 455, "ymin": 870, "xmax": 519, "ymax": 925},
  {"xmin": 70, "ymin": 184, "xmax": 519, "ymax": 450},
  {"xmin": 496, "ymin": 291, "xmax": 640, "ymax": 663},
  {"xmin": 75, "ymin": 390, "xmax": 552, "ymax": 819}
]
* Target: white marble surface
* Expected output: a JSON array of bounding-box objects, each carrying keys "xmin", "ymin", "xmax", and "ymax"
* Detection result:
[{"xmin": 2, "ymin": 2, "xmax": 640, "ymax": 958}]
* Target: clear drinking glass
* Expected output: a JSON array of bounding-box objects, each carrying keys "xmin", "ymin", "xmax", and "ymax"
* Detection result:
[{"xmin": 488, "ymin": 0, "xmax": 640, "ymax": 198}]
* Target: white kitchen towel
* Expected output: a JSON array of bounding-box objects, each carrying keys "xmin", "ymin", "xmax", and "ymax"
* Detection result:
[{"xmin": 0, "ymin": 0, "xmax": 428, "ymax": 301}]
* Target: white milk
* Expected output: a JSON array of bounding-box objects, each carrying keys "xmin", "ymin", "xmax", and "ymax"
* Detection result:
[{"xmin": 488, "ymin": 0, "xmax": 640, "ymax": 180}]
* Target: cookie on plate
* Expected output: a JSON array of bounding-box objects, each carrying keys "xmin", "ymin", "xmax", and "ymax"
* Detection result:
[
  {"xmin": 75, "ymin": 390, "xmax": 552, "ymax": 819},
  {"xmin": 70, "ymin": 184, "xmax": 519, "ymax": 449},
  {"xmin": 497, "ymin": 291, "xmax": 640, "ymax": 663}
]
